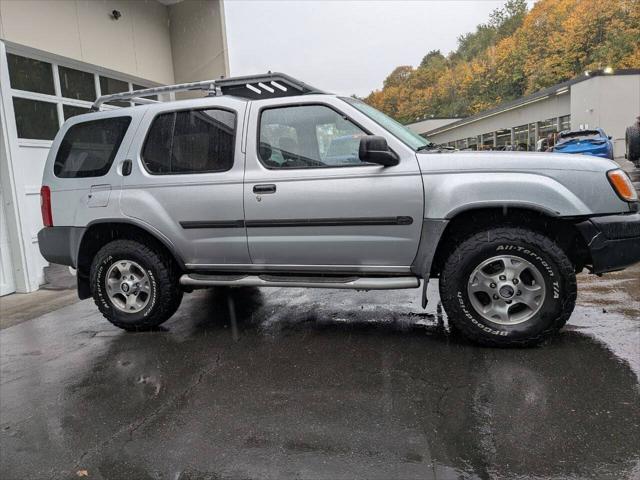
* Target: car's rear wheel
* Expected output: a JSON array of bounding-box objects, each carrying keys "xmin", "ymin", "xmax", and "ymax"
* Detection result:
[
  {"xmin": 439, "ymin": 227, "xmax": 576, "ymax": 347},
  {"xmin": 90, "ymin": 239, "xmax": 183, "ymax": 331}
]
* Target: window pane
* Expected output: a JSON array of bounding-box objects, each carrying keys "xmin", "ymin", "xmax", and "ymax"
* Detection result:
[
  {"xmin": 63, "ymin": 105, "xmax": 91, "ymax": 120},
  {"xmin": 259, "ymin": 105, "xmax": 366, "ymax": 169},
  {"xmin": 481, "ymin": 133, "xmax": 494, "ymax": 150},
  {"xmin": 496, "ymin": 129, "xmax": 511, "ymax": 149},
  {"xmin": 342, "ymin": 97, "xmax": 429, "ymax": 150},
  {"xmin": 59, "ymin": 66, "xmax": 96, "ymax": 101},
  {"xmin": 514, "ymin": 125, "xmax": 529, "ymax": 151},
  {"xmin": 54, "ymin": 117, "xmax": 131, "ymax": 178},
  {"xmin": 142, "ymin": 109, "xmax": 236, "ymax": 174},
  {"xmin": 13, "ymin": 98, "xmax": 59, "ymax": 140},
  {"xmin": 538, "ymin": 118, "xmax": 557, "ymax": 139},
  {"xmin": 133, "ymin": 84, "xmax": 158, "ymax": 101},
  {"xmin": 99, "ymin": 76, "xmax": 129, "ymax": 107},
  {"xmin": 528, "ymin": 123, "xmax": 536, "ymax": 151},
  {"xmin": 7, "ymin": 53, "xmax": 55, "ymax": 95}
]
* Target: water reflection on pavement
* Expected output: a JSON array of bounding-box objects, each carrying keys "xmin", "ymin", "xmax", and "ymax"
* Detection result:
[{"xmin": 1, "ymin": 267, "xmax": 639, "ymax": 479}]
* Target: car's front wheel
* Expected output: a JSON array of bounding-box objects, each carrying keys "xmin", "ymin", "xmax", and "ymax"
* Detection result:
[
  {"xmin": 90, "ymin": 239, "xmax": 183, "ymax": 331},
  {"xmin": 439, "ymin": 227, "xmax": 577, "ymax": 347}
]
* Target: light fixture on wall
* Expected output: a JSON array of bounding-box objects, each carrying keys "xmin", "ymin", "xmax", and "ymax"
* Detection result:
[
  {"xmin": 603, "ymin": 66, "xmax": 614, "ymax": 74},
  {"xmin": 111, "ymin": 10, "xmax": 122, "ymax": 20}
]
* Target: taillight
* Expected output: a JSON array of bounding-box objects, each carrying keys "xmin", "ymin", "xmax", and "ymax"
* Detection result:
[{"xmin": 40, "ymin": 186, "xmax": 53, "ymax": 227}]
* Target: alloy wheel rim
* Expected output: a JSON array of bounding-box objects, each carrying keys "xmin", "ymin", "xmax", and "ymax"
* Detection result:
[
  {"xmin": 466, "ymin": 255, "xmax": 546, "ymax": 325},
  {"xmin": 105, "ymin": 260, "xmax": 151, "ymax": 314}
]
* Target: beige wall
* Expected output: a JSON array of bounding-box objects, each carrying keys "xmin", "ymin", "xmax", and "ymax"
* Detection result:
[
  {"xmin": 168, "ymin": 0, "xmax": 229, "ymax": 85},
  {"xmin": 0, "ymin": 0, "xmax": 175, "ymax": 85}
]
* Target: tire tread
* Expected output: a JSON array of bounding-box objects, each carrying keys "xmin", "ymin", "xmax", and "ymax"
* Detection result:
[
  {"xmin": 90, "ymin": 239, "xmax": 182, "ymax": 331},
  {"xmin": 440, "ymin": 227, "xmax": 577, "ymax": 347}
]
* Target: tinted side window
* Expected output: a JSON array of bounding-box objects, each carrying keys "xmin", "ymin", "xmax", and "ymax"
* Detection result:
[
  {"xmin": 54, "ymin": 117, "xmax": 131, "ymax": 178},
  {"xmin": 142, "ymin": 109, "xmax": 235, "ymax": 174},
  {"xmin": 259, "ymin": 105, "xmax": 367, "ymax": 169}
]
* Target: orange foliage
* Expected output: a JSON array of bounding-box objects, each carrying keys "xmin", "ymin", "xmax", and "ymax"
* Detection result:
[{"xmin": 366, "ymin": 0, "xmax": 640, "ymax": 123}]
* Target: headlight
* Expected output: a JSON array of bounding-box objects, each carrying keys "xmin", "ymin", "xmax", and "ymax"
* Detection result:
[{"xmin": 607, "ymin": 169, "xmax": 638, "ymax": 202}]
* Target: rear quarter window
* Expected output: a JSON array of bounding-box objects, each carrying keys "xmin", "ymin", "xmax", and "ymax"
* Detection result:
[
  {"xmin": 54, "ymin": 116, "xmax": 131, "ymax": 178},
  {"xmin": 141, "ymin": 108, "xmax": 236, "ymax": 175}
]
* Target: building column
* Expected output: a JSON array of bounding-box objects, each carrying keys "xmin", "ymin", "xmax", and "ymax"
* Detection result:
[
  {"xmin": 510, "ymin": 128, "xmax": 515, "ymax": 148},
  {"xmin": 169, "ymin": 0, "xmax": 229, "ymax": 94}
]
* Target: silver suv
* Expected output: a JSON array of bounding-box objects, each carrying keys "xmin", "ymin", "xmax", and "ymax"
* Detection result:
[{"xmin": 38, "ymin": 73, "xmax": 640, "ymax": 347}]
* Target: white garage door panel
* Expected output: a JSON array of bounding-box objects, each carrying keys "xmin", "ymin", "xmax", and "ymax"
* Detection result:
[
  {"xmin": 17, "ymin": 144, "xmax": 51, "ymax": 286},
  {"xmin": 0, "ymin": 189, "xmax": 16, "ymax": 296}
]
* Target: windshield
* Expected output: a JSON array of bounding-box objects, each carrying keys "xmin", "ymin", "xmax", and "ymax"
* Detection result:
[{"xmin": 341, "ymin": 97, "xmax": 430, "ymax": 151}]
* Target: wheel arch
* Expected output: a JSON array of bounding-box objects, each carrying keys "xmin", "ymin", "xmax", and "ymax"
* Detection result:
[
  {"xmin": 76, "ymin": 219, "xmax": 185, "ymax": 299},
  {"xmin": 427, "ymin": 206, "xmax": 593, "ymax": 279}
]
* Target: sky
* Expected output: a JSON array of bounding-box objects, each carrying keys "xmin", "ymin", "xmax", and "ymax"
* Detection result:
[{"xmin": 224, "ymin": 0, "xmax": 530, "ymax": 97}]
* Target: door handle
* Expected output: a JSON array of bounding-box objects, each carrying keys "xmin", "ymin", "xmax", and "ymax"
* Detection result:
[
  {"xmin": 122, "ymin": 159, "xmax": 132, "ymax": 176},
  {"xmin": 253, "ymin": 184, "xmax": 276, "ymax": 194}
]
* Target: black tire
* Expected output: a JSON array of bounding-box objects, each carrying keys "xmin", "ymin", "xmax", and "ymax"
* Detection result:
[
  {"xmin": 626, "ymin": 124, "xmax": 640, "ymax": 163},
  {"xmin": 90, "ymin": 239, "xmax": 183, "ymax": 331},
  {"xmin": 439, "ymin": 227, "xmax": 576, "ymax": 347}
]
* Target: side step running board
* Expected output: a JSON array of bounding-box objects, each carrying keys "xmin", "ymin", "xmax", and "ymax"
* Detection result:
[{"xmin": 180, "ymin": 273, "xmax": 420, "ymax": 290}]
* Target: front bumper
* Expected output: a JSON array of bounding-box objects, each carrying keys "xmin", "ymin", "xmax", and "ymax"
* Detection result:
[{"xmin": 577, "ymin": 213, "xmax": 640, "ymax": 274}]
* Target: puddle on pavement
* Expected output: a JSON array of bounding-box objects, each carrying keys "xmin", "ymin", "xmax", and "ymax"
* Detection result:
[{"xmin": 2, "ymin": 268, "xmax": 639, "ymax": 480}]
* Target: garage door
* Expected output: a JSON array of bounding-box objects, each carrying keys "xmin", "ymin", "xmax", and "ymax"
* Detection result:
[{"xmin": 0, "ymin": 188, "xmax": 16, "ymax": 296}]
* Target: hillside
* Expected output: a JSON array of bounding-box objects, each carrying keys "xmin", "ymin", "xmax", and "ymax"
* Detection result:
[{"xmin": 365, "ymin": 0, "xmax": 640, "ymax": 124}]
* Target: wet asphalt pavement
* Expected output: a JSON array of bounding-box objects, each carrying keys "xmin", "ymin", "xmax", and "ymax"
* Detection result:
[{"xmin": 1, "ymin": 267, "xmax": 639, "ymax": 480}]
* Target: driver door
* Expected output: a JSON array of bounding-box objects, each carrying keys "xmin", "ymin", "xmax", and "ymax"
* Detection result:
[{"xmin": 243, "ymin": 100, "xmax": 424, "ymax": 272}]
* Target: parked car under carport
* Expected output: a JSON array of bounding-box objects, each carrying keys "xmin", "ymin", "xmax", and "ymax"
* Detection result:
[{"xmin": 552, "ymin": 128, "xmax": 614, "ymax": 160}]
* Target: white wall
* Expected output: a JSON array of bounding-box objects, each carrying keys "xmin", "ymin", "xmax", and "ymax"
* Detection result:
[
  {"xmin": 0, "ymin": 0, "xmax": 175, "ymax": 85},
  {"xmin": 407, "ymin": 118, "xmax": 460, "ymax": 135},
  {"xmin": 428, "ymin": 93, "xmax": 571, "ymax": 145},
  {"xmin": 571, "ymin": 74, "xmax": 640, "ymax": 158},
  {"xmin": 0, "ymin": 1, "xmax": 229, "ymax": 294}
]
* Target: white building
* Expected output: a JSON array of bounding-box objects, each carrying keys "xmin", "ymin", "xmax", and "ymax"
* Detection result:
[
  {"xmin": 407, "ymin": 70, "xmax": 640, "ymax": 157},
  {"xmin": 0, "ymin": 0, "xmax": 229, "ymax": 296}
]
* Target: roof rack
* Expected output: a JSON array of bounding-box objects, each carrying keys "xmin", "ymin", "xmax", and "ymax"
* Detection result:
[{"xmin": 91, "ymin": 72, "xmax": 325, "ymax": 111}]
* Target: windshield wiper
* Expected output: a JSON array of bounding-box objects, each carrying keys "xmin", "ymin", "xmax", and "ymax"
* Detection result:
[{"xmin": 416, "ymin": 142, "xmax": 439, "ymax": 152}]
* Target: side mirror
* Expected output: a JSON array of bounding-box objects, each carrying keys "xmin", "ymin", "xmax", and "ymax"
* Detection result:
[{"xmin": 359, "ymin": 135, "xmax": 399, "ymax": 167}]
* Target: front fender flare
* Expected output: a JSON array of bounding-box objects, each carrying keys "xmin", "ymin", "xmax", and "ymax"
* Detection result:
[{"xmin": 422, "ymin": 172, "xmax": 591, "ymax": 219}]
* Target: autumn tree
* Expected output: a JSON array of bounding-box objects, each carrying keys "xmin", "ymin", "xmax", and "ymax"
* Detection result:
[{"xmin": 365, "ymin": 0, "xmax": 640, "ymax": 123}]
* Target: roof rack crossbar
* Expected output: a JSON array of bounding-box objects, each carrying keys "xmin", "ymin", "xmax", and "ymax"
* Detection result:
[
  {"xmin": 90, "ymin": 72, "xmax": 325, "ymax": 111},
  {"xmin": 91, "ymin": 80, "xmax": 217, "ymax": 111},
  {"xmin": 131, "ymin": 97, "xmax": 160, "ymax": 105}
]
